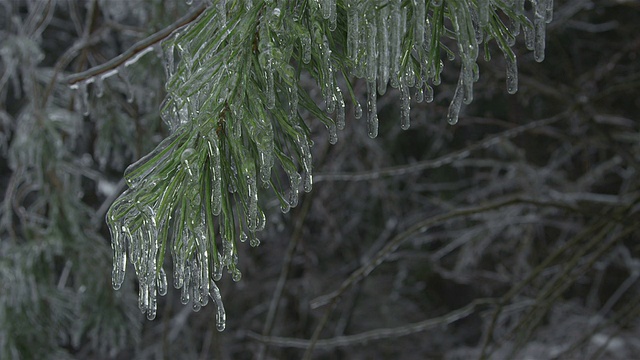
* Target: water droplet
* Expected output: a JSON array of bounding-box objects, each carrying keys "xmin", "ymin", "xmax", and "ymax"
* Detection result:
[
  {"xmin": 158, "ymin": 268, "xmax": 168, "ymax": 296},
  {"xmin": 354, "ymin": 101, "xmax": 363, "ymax": 119}
]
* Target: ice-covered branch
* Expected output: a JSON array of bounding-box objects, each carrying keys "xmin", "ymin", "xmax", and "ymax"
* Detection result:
[{"xmin": 65, "ymin": 3, "xmax": 206, "ymax": 85}]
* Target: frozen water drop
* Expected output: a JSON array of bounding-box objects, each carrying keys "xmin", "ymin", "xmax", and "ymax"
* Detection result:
[
  {"xmin": 250, "ymin": 237, "xmax": 260, "ymax": 247},
  {"xmin": 210, "ymin": 282, "xmax": 226, "ymax": 331},
  {"xmin": 447, "ymin": 77, "xmax": 465, "ymax": 125},
  {"xmin": 366, "ymin": 81, "xmax": 378, "ymax": 138},
  {"xmin": 354, "ymin": 101, "xmax": 363, "ymax": 119},
  {"xmin": 232, "ymin": 268, "xmax": 242, "ymax": 282},
  {"xmin": 505, "ymin": 54, "xmax": 518, "ymax": 94},
  {"xmin": 157, "ymin": 268, "xmax": 168, "ymax": 296},
  {"xmin": 400, "ymin": 82, "xmax": 411, "ymax": 130}
]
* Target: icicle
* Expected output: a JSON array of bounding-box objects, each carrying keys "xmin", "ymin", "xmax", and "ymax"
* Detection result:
[
  {"xmin": 347, "ymin": 4, "xmax": 360, "ymax": 63},
  {"xmin": 473, "ymin": 62, "xmax": 480, "ymax": 82},
  {"xmin": 180, "ymin": 148, "xmax": 197, "ymax": 177},
  {"xmin": 163, "ymin": 43, "xmax": 175, "ymax": 79},
  {"xmin": 220, "ymin": 237, "xmax": 232, "ymax": 270},
  {"xmin": 210, "ymin": 282, "xmax": 226, "ymax": 331},
  {"xmin": 293, "ymin": 127, "xmax": 313, "ymax": 192},
  {"xmin": 138, "ymin": 282, "xmax": 148, "ymax": 313},
  {"xmin": 281, "ymin": 199, "xmax": 291, "ymax": 213},
  {"xmin": 328, "ymin": 2, "xmax": 337, "ymax": 31},
  {"xmin": 173, "ymin": 245, "xmax": 185, "ymax": 289},
  {"xmin": 425, "ymin": 84, "xmax": 434, "ymax": 103},
  {"xmin": 250, "ymin": 236, "xmax": 260, "ymax": 247},
  {"xmin": 523, "ymin": 21, "xmax": 535, "ymax": 51},
  {"xmin": 181, "ymin": 264, "xmax": 191, "ymax": 304},
  {"xmin": 232, "ymin": 268, "xmax": 242, "ymax": 282},
  {"xmin": 366, "ymin": 80, "xmax": 378, "ymax": 138},
  {"xmin": 462, "ymin": 64, "xmax": 474, "ymax": 105},
  {"xmin": 377, "ymin": 6, "xmax": 390, "ymax": 95},
  {"xmin": 110, "ymin": 225, "xmax": 127, "ymax": 290},
  {"xmin": 197, "ymin": 232, "xmax": 210, "ymax": 305},
  {"xmin": 533, "ymin": 1, "xmax": 546, "ymax": 62},
  {"xmin": 322, "ymin": 37, "xmax": 335, "ymax": 113},
  {"xmin": 335, "ymin": 87, "xmax": 346, "ymax": 130},
  {"xmin": 207, "ymin": 135, "xmax": 223, "ymax": 216},
  {"xmin": 146, "ymin": 283, "xmax": 157, "ymax": 320},
  {"xmin": 478, "ymin": 0, "xmax": 490, "ymax": 28},
  {"xmin": 545, "ymin": 0, "xmax": 554, "ymax": 23},
  {"xmin": 256, "ymin": 209, "xmax": 266, "ymax": 232},
  {"xmin": 127, "ymin": 226, "xmax": 141, "ymax": 268},
  {"xmin": 413, "ymin": 0, "xmax": 426, "ymax": 48},
  {"xmin": 190, "ymin": 273, "xmax": 201, "ymax": 309},
  {"xmin": 157, "ymin": 268, "xmax": 168, "ymax": 296},
  {"xmin": 534, "ymin": 24, "xmax": 545, "ymax": 62},
  {"xmin": 400, "ymin": 80, "xmax": 411, "ymax": 130},
  {"xmin": 213, "ymin": 252, "xmax": 223, "ymax": 281},
  {"xmin": 415, "ymin": 86, "xmax": 424, "ymax": 103},
  {"xmin": 505, "ymin": 53, "xmax": 518, "ymax": 94},
  {"xmin": 246, "ymin": 171, "xmax": 259, "ymax": 231},
  {"xmin": 289, "ymin": 85, "xmax": 299, "ymax": 120},
  {"xmin": 322, "ymin": 0, "xmax": 332, "ymax": 19},
  {"xmin": 266, "ymin": 67, "xmax": 276, "ymax": 109},
  {"xmin": 190, "ymin": 260, "xmax": 202, "ymax": 305},
  {"xmin": 354, "ymin": 99, "xmax": 363, "ymax": 119},
  {"xmin": 328, "ymin": 122, "xmax": 338, "ymax": 145},
  {"xmin": 389, "ymin": 0, "xmax": 401, "ymax": 86},
  {"xmin": 432, "ymin": 60, "xmax": 443, "ymax": 86},
  {"xmin": 258, "ymin": 43, "xmax": 276, "ymax": 109},
  {"xmin": 321, "ymin": 0, "xmax": 337, "ymax": 30},
  {"xmin": 447, "ymin": 74, "xmax": 465, "ymax": 125},
  {"xmin": 288, "ymin": 171, "xmax": 301, "ymax": 208},
  {"xmin": 301, "ymin": 29, "xmax": 312, "ymax": 64},
  {"xmin": 217, "ymin": 0, "xmax": 226, "ymax": 25}
]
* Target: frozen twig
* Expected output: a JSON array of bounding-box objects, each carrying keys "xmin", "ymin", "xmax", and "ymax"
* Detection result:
[
  {"xmin": 314, "ymin": 113, "xmax": 567, "ymax": 182},
  {"xmin": 249, "ymin": 299, "xmax": 488, "ymax": 349},
  {"xmin": 65, "ymin": 3, "xmax": 206, "ymax": 85}
]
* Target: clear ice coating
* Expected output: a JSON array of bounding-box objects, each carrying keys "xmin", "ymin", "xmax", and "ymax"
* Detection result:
[
  {"xmin": 505, "ymin": 53, "xmax": 518, "ymax": 94},
  {"xmin": 104, "ymin": 0, "xmax": 553, "ymax": 327}
]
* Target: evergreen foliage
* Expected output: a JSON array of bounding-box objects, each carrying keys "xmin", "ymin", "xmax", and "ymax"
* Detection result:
[
  {"xmin": 3, "ymin": 0, "xmax": 640, "ymax": 359},
  {"xmin": 98, "ymin": 0, "xmax": 553, "ymax": 329}
]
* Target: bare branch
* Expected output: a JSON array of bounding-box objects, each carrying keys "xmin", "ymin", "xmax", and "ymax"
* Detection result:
[
  {"xmin": 248, "ymin": 299, "xmax": 487, "ymax": 349},
  {"xmin": 65, "ymin": 3, "xmax": 206, "ymax": 85}
]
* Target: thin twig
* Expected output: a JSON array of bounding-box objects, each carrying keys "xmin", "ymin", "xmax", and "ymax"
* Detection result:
[
  {"xmin": 65, "ymin": 3, "xmax": 206, "ymax": 85},
  {"xmin": 256, "ymin": 196, "xmax": 313, "ymax": 360},
  {"xmin": 314, "ymin": 113, "xmax": 567, "ymax": 182},
  {"xmin": 250, "ymin": 299, "xmax": 488, "ymax": 349},
  {"xmin": 301, "ymin": 194, "xmax": 584, "ymax": 358}
]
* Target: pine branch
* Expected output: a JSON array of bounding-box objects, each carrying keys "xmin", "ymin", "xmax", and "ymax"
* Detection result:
[{"xmin": 100, "ymin": 0, "xmax": 556, "ymax": 331}]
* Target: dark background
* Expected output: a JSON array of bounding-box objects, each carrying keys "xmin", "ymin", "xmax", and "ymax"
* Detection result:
[{"xmin": 1, "ymin": 0, "xmax": 639, "ymax": 359}]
